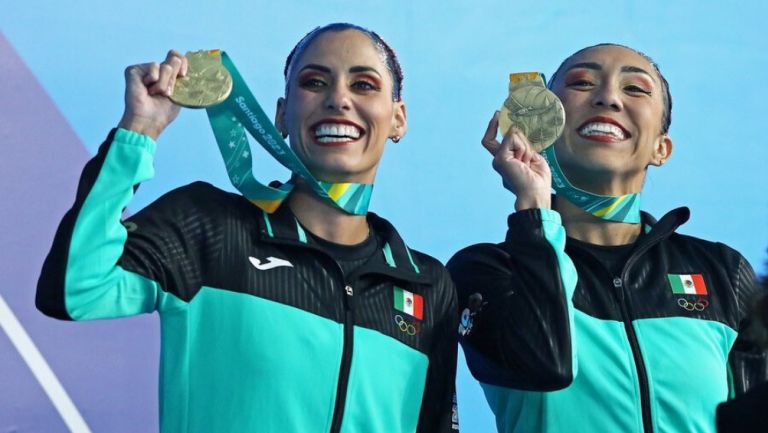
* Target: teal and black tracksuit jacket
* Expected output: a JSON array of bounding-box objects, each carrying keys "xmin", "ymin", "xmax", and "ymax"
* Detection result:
[
  {"xmin": 447, "ymin": 207, "xmax": 766, "ymax": 433},
  {"xmin": 37, "ymin": 128, "xmax": 460, "ymax": 433}
]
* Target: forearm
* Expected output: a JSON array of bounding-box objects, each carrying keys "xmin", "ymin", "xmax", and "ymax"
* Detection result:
[
  {"xmin": 36, "ymin": 129, "xmax": 161, "ymax": 320},
  {"xmin": 448, "ymin": 208, "xmax": 577, "ymax": 390}
]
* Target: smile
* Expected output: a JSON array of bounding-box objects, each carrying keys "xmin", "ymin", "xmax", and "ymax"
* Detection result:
[
  {"xmin": 577, "ymin": 117, "xmax": 631, "ymax": 142},
  {"xmin": 312, "ymin": 121, "xmax": 363, "ymax": 145}
]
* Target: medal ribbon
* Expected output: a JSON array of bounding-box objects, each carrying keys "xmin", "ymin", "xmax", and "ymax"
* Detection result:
[
  {"xmin": 542, "ymin": 146, "xmax": 641, "ymax": 223},
  {"xmin": 509, "ymin": 72, "xmax": 546, "ymax": 86},
  {"xmin": 205, "ymin": 51, "xmax": 373, "ymax": 214}
]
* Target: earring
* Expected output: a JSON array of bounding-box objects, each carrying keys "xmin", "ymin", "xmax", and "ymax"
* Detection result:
[
  {"xmin": 391, "ymin": 135, "xmax": 401, "ymax": 143},
  {"xmin": 281, "ymin": 131, "xmax": 288, "ymax": 139}
]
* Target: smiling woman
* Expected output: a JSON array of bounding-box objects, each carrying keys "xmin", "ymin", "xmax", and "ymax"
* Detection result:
[
  {"xmin": 548, "ymin": 45, "xmax": 672, "ymax": 199},
  {"xmin": 276, "ymin": 26, "xmax": 406, "ymax": 190},
  {"xmin": 448, "ymin": 43, "xmax": 767, "ymax": 433},
  {"xmin": 35, "ymin": 23, "xmax": 459, "ymax": 433}
]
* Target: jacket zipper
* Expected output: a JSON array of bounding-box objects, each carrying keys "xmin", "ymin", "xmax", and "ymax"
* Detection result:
[
  {"xmin": 329, "ymin": 281, "xmax": 355, "ymax": 433},
  {"xmin": 262, "ymin": 238, "xmax": 422, "ymax": 433},
  {"xmin": 277, "ymin": 242, "xmax": 355, "ymax": 433},
  {"xmin": 612, "ymin": 276, "xmax": 653, "ymax": 433},
  {"xmin": 616, "ymin": 233, "xmax": 670, "ymax": 433}
]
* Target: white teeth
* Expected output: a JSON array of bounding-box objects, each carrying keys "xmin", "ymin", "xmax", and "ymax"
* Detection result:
[
  {"xmin": 314, "ymin": 123, "xmax": 361, "ymax": 139},
  {"xmin": 579, "ymin": 122, "xmax": 627, "ymax": 139},
  {"xmin": 317, "ymin": 136, "xmax": 352, "ymax": 143}
]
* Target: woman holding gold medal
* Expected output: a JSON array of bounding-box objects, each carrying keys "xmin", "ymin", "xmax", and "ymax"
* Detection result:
[
  {"xmin": 36, "ymin": 23, "xmax": 459, "ymax": 433},
  {"xmin": 448, "ymin": 44, "xmax": 766, "ymax": 433}
]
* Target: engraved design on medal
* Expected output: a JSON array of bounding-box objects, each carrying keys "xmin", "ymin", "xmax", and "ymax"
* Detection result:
[
  {"xmin": 171, "ymin": 50, "xmax": 233, "ymax": 108},
  {"xmin": 498, "ymin": 73, "xmax": 565, "ymax": 152}
]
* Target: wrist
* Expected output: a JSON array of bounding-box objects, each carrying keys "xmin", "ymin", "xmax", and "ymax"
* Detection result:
[
  {"xmin": 514, "ymin": 194, "xmax": 551, "ymax": 211},
  {"xmin": 117, "ymin": 114, "xmax": 163, "ymax": 140}
]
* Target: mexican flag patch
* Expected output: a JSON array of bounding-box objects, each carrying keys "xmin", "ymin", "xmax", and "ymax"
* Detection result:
[
  {"xmin": 667, "ymin": 274, "xmax": 708, "ymax": 295},
  {"xmin": 394, "ymin": 287, "xmax": 423, "ymax": 320}
]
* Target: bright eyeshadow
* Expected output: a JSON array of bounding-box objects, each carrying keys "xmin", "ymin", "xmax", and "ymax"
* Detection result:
[
  {"xmin": 356, "ymin": 73, "xmax": 381, "ymax": 87},
  {"xmin": 564, "ymin": 70, "xmax": 592, "ymax": 84},
  {"xmin": 625, "ymin": 76, "xmax": 653, "ymax": 91},
  {"xmin": 298, "ymin": 71, "xmax": 323, "ymax": 82}
]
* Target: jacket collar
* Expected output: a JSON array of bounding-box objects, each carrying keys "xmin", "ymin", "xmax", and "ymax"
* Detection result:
[
  {"xmin": 254, "ymin": 203, "xmax": 431, "ymax": 285},
  {"xmin": 640, "ymin": 206, "xmax": 690, "ymax": 240},
  {"xmin": 564, "ymin": 206, "xmax": 690, "ymax": 257}
]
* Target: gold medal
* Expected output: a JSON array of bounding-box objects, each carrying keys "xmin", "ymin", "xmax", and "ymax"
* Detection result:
[
  {"xmin": 499, "ymin": 72, "xmax": 565, "ymax": 152},
  {"xmin": 171, "ymin": 49, "xmax": 233, "ymax": 108}
]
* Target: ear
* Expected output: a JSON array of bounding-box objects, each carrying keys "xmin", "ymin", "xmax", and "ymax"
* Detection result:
[
  {"xmin": 649, "ymin": 134, "xmax": 673, "ymax": 167},
  {"xmin": 389, "ymin": 101, "xmax": 408, "ymax": 140},
  {"xmin": 275, "ymin": 97, "xmax": 288, "ymax": 138}
]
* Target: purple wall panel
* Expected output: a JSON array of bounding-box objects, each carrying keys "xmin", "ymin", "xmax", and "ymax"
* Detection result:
[
  {"xmin": 0, "ymin": 331, "xmax": 68, "ymax": 432},
  {"xmin": 0, "ymin": 33, "xmax": 159, "ymax": 432}
]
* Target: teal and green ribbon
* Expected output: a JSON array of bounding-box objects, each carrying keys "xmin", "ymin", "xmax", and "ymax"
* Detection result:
[
  {"xmin": 542, "ymin": 146, "xmax": 641, "ymax": 223},
  {"xmin": 205, "ymin": 52, "xmax": 373, "ymax": 214}
]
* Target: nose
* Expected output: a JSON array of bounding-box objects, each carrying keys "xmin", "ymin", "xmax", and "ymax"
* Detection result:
[
  {"xmin": 591, "ymin": 82, "xmax": 622, "ymax": 111},
  {"xmin": 324, "ymin": 82, "xmax": 351, "ymax": 112}
]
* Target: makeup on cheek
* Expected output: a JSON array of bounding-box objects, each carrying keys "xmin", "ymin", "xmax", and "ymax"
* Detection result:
[{"xmin": 204, "ymin": 52, "xmax": 375, "ymax": 215}]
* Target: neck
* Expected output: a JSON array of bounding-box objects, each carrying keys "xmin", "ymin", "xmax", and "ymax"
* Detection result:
[
  {"xmin": 555, "ymin": 196, "xmax": 641, "ymax": 246},
  {"xmin": 563, "ymin": 168, "xmax": 645, "ymax": 196},
  {"xmin": 287, "ymin": 183, "xmax": 369, "ymax": 245}
]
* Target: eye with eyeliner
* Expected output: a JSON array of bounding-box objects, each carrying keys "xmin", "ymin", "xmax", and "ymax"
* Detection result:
[
  {"xmin": 623, "ymin": 78, "xmax": 653, "ymax": 95},
  {"xmin": 351, "ymin": 74, "xmax": 382, "ymax": 92},
  {"xmin": 624, "ymin": 84, "xmax": 652, "ymax": 95},
  {"xmin": 298, "ymin": 72, "xmax": 327, "ymax": 89},
  {"xmin": 564, "ymin": 71, "xmax": 595, "ymax": 89},
  {"xmin": 567, "ymin": 79, "xmax": 594, "ymax": 88}
]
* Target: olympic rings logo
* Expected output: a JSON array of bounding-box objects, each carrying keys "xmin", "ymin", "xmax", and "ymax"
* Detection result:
[
  {"xmin": 677, "ymin": 298, "xmax": 709, "ymax": 312},
  {"xmin": 394, "ymin": 315, "xmax": 421, "ymax": 336}
]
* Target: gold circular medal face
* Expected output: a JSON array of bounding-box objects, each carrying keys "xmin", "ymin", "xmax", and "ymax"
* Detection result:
[
  {"xmin": 171, "ymin": 50, "xmax": 233, "ymax": 108},
  {"xmin": 499, "ymin": 85, "xmax": 565, "ymax": 152}
]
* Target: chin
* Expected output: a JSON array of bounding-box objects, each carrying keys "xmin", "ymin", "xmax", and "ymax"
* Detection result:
[{"xmin": 308, "ymin": 166, "xmax": 372, "ymax": 184}]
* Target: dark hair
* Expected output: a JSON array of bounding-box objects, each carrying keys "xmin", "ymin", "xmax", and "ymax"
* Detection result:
[
  {"xmin": 283, "ymin": 23, "xmax": 404, "ymax": 102},
  {"xmin": 548, "ymin": 43, "xmax": 672, "ymax": 134}
]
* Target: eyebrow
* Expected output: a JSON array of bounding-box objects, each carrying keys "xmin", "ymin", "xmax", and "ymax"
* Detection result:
[
  {"xmin": 565, "ymin": 62, "xmax": 602, "ymax": 72},
  {"xmin": 565, "ymin": 62, "xmax": 656, "ymax": 82},
  {"xmin": 298, "ymin": 64, "xmax": 331, "ymax": 74},
  {"xmin": 298, "ymin": 64, "xmax": 382, "ymax": 77},
  {"xmin": 620, "ymin": 65, "xmax": 656, "ymax": 82},
  {"xmin": 349, "ymin": 66, "xmax": 382, "ymax": 77}
]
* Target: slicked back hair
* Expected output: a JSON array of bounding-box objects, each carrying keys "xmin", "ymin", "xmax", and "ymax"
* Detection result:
[{"xmin": 283, "ymin": 23, "xmax": 404, "ymax": 102}]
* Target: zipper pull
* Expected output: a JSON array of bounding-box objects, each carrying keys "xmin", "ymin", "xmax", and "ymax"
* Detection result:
[
  {"xmin": 613, "ymin": 277, "xmax": 627, "ymax": 303},
  {"xmin": 344, "ymin": 285, "xmax": 354, "ymax": 296}
]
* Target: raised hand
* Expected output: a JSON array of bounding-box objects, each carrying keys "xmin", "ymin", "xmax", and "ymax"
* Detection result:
[
  {"xmin": 117, "ymin": 50, "xmax": 189, "ymax": 140},
  {"xmin": 481, "ymin": 112, "xmax": 552, "ymax": 211}
]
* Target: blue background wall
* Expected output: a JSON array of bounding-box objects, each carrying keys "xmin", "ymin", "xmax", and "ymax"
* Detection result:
[{"xmin": 1, "ymin": 2, "xmax": 766, "ymax": 431}]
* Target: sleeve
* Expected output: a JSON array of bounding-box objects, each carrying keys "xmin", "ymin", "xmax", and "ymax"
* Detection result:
[
  {"xmin": 417, "ymin": 267, "xmax": 460, "ymax": 433},
  {"xmin": 36, "ymin": 128, "xmax": 187, "ymax": 321},
  {"xmin": 716, "ymin": 381, "xmax": 768, "ymax": 433},
  {"xmin": 726, "ymin": 252, "xmax": 768, "ymax": 396},
  {"xmin": 446, "ymin": 208, "xmax": 577, "ymax": 392}
]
